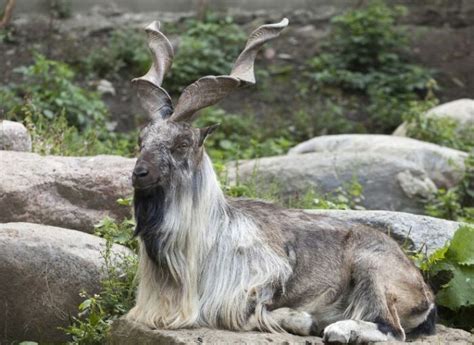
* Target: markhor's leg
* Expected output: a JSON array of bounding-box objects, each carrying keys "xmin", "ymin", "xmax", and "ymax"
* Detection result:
[
  {"xmin": 269, "ymin": 308, "xmax": 316, "ymax": 336},
  {"xmin": 244, "ymin": 307, "xmax": 316, "ymax": 336},
  {"xmin": 323, "ymin": 319, "xmax": 398, "ymax": 343}
]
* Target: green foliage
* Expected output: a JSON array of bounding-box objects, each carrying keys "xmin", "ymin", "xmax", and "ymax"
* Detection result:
[
  {"xmin": 82, "ymin": 29, "xmax": 149, "ymax": 79},
  {"xmin": 196, "ymin": 107, "xmax": 295, "ymax": 162},
  {"xmin": 1, "ymin": 53, "xmax": 108, "ymax": 129},
  {"xmin": 406, "ymin": 99, "xmax": 474, "ymax": 225},
  {"xmin": 0, "ymin": 27, "xmax": 16, "ymax": 43},
  {"xmin": 0, "ymin": 54, "xmax": 138, "ymax": 157},
  {"xmin": 65, "ymin": 200, "xmax": 138, "ymax": 345},
  {"xmin": 419, "ymin": 225, "xmax": 474, "ymax": 330},
  {"xmin": 94, "ymin": 216, "xmax": 138, "ymax": 253},
  {"xmin": 82, "ymin": 13, "xmax": 246, "ymax": 95},
  {"xmin": 425, "ymin": 152, "xmax": 474, "ymax": 224},
  {"xmin": 223, "ymin": 166, "xmax": 365, "ymax": 211},
  {"xmin": 290, "ymin": 102, "xmax": 366, "ymax": 141},
  {"xmin": 305, "ymin": 1, "xmax": 435, "ymax": 132},
  {"xmin": 164, "ymin": 14, "xmax": 246, "ymax": 94},
  {"xmin": 24, "ymin": 111, "xmax": 137, "ymax": 157},
  {"xmin": 48, "ymin": 0, "xmax": 72, "ymax": 19},
  {"xmin": 403, "ymin": 100, "xmax": 474, "ymax": 152}
]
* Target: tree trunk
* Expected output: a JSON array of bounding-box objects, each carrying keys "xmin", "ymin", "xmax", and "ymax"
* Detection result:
[{"xmin": 0, "ymin": 0, "xmax": 17, "ymax": 29}]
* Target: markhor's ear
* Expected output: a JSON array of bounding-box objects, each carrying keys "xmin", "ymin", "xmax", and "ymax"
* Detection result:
[{"xmin": 198, "ymin": 124, "xmax": 220, "ymax": 146}]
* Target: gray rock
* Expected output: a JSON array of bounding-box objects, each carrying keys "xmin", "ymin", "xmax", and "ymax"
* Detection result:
[
  {"xmin": 0, "ymin": 222, "xmax": 132, "ymax": 343},
  {"xmin": 0, "ymin": 120, "xmax": 32, "ymax": 152},
  {"xmin": 96, "ymin": 79, "xmax": 116, "ymax": 96},
  {"xmin": 226, "ymin": 152, "xmax": 437, "ymax": 214},
  {"xmin": 0, "ymin": 151, "xmax": 136, "ymax": 233},
  {"xmin": 393, "ymin": 99, "xmax": 474, "ymax": 137},
  {"xmin": 109, "ymin": 319, "xmax": 473, "ymax": 345},
  {"xmin": 303, "ymin": 209, "xmax": 461, "ymax": 254},
  {"xmin": 110, "ymin": 318, "xmax": 323, "ymax": 345},
  {"xmin": 288, "ymin": 134, "xmax": 467, "ymax": 189}
]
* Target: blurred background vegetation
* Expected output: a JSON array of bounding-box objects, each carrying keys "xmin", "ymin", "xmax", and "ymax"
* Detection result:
[
  {"xmin": 1, "ymin": 0, "xmax": 473, "ymax": 342},
  {"xmin": 3, "ymin": 0, "xmax": 473, "ymax": 161}
]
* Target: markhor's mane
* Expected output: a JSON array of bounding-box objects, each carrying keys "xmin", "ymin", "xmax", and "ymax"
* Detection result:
[{"xmin": 128, "ymin": 154, "xmax": 292, "ymax": 330}]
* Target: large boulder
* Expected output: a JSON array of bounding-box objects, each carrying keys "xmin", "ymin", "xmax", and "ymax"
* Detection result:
[
  {"xmin": 0, "ymin": 151, "xmax": 136, "ymax": 233},
  {"xmin": 0, "ymin": 222, "xmax": 132, "ymax": 343},
  {"xmin": 226, "ymin": 152, "xmax": 438, "ymax": 214},
  {"xmin": 110, "ymin": 319, "xmax": 473, "ymax": 345},
  {"xmin": 393, "ymin": 99, "xmax": 474, "ymax": 137},
  {"xmin": 288, "ymin": 134, "xmax": 467, "ymax": 189},
  {"xmin": 304, "ymin": 209, "xmax": 461, "ymax": 254},
  {"xmin": 0, "ymin": 120, "xmax": 32, "ymax": 152}
]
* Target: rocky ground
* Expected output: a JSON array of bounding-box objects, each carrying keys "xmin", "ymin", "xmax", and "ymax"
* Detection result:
[{"xmin": 110, "ymin": 319, "xmax": 473, "ymax": 345}]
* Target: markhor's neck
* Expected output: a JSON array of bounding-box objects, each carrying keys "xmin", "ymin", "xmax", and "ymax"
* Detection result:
[{"xmin": 133, "ymin": 152, "xmax": 228, "ymax": 264}]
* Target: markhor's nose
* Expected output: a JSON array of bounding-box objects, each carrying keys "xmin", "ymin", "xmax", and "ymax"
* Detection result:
[{"xmin": 133, "ymin": 165, "xmax": 149, "ymax": 178}]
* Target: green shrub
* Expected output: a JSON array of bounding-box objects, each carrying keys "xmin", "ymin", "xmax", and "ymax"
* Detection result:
[
  {"xmin": 82, "ymin": 13, "xmax": 246, "ymax": 95},
  {"xmin": 24, "ymin": 111, "xmax": 137, "ymax": 157},
  {"xmin": 65, "ymin": 199, "xmax": 138, "ymax": 344},
  {"xmin": 0, "ymin": 54, "xmax": 138, "ymax": 157},
  {"xmin": 0, "ymin": 27, "xmax": 15, "ymax": 43},
  {"xmin": 82, "ymin": 29, "xmax": 149, "ymax": 79},
  {"xmin": 416, "ymin": 225, "xmax": 474, "ymax": 330},
  {"xmin": 165, "ymin": 14, "xmax": 246, "ymax": 94},
  {"xmin": 223, "ymin": 165, "xmax": 365, "ymax": 211},
  {"xmin": 1, "ymin": 53, "xmax": 108, "ymax": 129},
  {"xmin": 425, "ymin": 152, "xmax": 474, "ymax": 224},
  {"xmin": 48, "ymin": 0, "xmax": 72, "ymax": 19},
  {"xmin": 289, "ymin": 101, "xmax": 366, "ymax": 141},
  {"xmin": 403, "ymin": 100, "xmax": 474, "ymax": 152},
  {"xmin": 305, "ymin": 0, "xmax": 435, "ymax": 132},
  {"xmin": 196, "ymin": 107, "xmax": 295, "ymax": 162}
]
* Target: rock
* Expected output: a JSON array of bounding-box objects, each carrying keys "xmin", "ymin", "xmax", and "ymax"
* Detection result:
[
  {"xmin": 0, "ymin": 120, "xmax": 32, "ymax": 152},
  {"xmin": 109, "ymin": 319, "xmax": 473, "ymax": 345},
  {"xmin": 393, "ymin": 99, "xmax": 474, "ymax": 137},
  {"xmin": 96, "ymin": 79, "xmax": 116, "ymax": 96},
  {"xmin": 288, "ymin": 134, "xmax": 467, "ymax": 189},
  {"xmin": 110, "ymin": 318, "xmax": 324, "ymax": 345},
  {"xmin": 0, "ymin": 151, "xmax": 136, "ymax": 233},
  {"xmin": 303, "ymin": 209, "xmax": 461, "ymax": 254},
  {"xmin": 0, "ymin": 222, "xmax": 132, "ymax": 343},
  {"xmin": 226, "ymin": 152, "xmax": 438, "ymax": 214}
]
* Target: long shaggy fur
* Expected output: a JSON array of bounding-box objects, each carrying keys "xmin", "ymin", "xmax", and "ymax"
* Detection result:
[{"xmin": 127, "ymin": 154, "xmax": 292, "ymax": 331}]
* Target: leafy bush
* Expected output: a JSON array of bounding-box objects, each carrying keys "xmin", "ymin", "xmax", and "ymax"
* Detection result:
[
  {"xmin": 65, "ymin": 199, "xmax": 138, "ymax": 344},
  {"xmin": 426, "ymin": 152, "xmax": 474, "ymax": 224},
  {"xmin": 404, "ymin": 100, "xmax": 474, "ymax": 224},
  {"xmin": 82, "ymin": 29, "xmax": 149, "ymax": 79},
  {"xmin": 289, "ymin": 102, "xmax": 366, "ymax": 142},
  {"xmin": 165, "ymin": 14, "xmax": 246, "ymax": 94},
  {"xmin": 305, "ymin": 0, "xmax": 435, "ymax": 132},
  {"xmin": 417, "ymin": 225, "xmax": 474, "ymax": 330},
  {"xmin": 48, "ymin": 0, "xmax": 72, "ymax": 19},
  {"xmin": 223, "ymin": 165, "xmax": 365, "ymax": 211},
  {"xmin": 1, "ymin": 53, "xmax": 108, "ymax": 129},
  {"xmin": 0, "ymin": 26, "xmax": 15, "ymax": 43},
  {"xmin": 196, "ymin": 107, "xmax": 295, "ymax": 162},
  {"xmin": 24, "ymin": 111, "xmax": 137, "ymax": 157},
  {"xmin": 403, "ymin": 100, "xmax": 474, "ymax": 152},
  {"xmin": 0, "ymin": 54, "xmax": 138, "ymax": 157},
  {"xmin": 82, "ymin": 13, "xmax": 246, "ymax": 95}
]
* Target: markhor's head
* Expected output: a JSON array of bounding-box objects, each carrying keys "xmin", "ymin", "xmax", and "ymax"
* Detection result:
[
  {"xmin": 131, "ymin": 19, "xmax": 289, "ymax": 191},
  {"xmin": 133, "ymin": 120, "xmax": 217, "ymax": 190}
]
